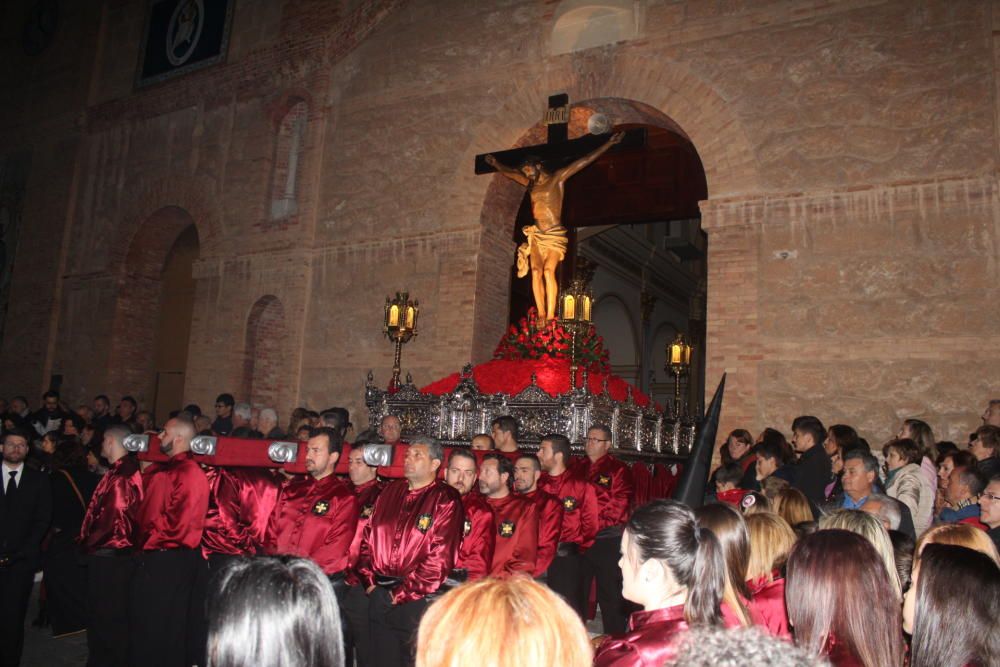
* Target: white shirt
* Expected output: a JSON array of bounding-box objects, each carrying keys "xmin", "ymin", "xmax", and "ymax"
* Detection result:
[{"xmin": 1, "ymin": 461, "xmax": 24, "ymax": 492}]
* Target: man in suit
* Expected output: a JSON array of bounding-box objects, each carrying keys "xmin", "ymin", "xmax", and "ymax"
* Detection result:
[{"xmin": 0, "ymin": 427, "xmax": 52, "ymax": 667}]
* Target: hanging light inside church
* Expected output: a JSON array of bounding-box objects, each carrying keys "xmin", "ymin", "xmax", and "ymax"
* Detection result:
[
  {"xmin": 383, "ymin": 292, "xmax": 419, "ymax": 390},
  {"xmin": 666, "ymin": 333, "xmax": 693, "ymax": 419}
]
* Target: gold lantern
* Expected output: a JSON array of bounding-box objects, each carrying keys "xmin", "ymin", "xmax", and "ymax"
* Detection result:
[
  {"xmin": 383, "ymin": 292, "xmax": 419, "ymax": 389},
  {"xmin": 559, "ymin": 280, "xmax": 594, "ymax": 389},
  {"xmin": 666, "ymin": 333, "xmax": 693, "ymax": 418}
]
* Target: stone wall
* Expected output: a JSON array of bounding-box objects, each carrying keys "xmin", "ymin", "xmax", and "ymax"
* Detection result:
[{"xmin": 0, "ymin": 0, "xmax": 996, "ymax": 443}]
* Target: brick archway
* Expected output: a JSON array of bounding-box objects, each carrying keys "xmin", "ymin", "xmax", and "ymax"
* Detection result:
[
  {"xmin": 107, "ymin": 206, "xmax": 199, "ymax": 404},
  {"xmin": 467, "ymin": 93, "xmax": 728, "ymax": 363},
  {"xmin": 241, "ymin": 295, "xmax": 289, "ymax": 411}
]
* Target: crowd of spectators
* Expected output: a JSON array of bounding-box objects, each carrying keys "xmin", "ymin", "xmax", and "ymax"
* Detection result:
[{"xmin": 0, "ymin": 390, "xmax": 998, "ymax": 667}]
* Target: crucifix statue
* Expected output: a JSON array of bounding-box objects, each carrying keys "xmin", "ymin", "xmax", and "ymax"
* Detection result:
[{"xmin": 476, "ymin": 94, "xmax": 644, "ymax": 325}]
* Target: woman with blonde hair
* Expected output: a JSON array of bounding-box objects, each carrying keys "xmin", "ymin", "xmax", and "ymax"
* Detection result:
[
  {"xmin": 772, "ymin": 487, "xmax": 813, "ymax": 527},
  {"xmin": 744, "ymin": 512, "xmax": 797, "ymax": 638},
  {"xmin": 819, "ymin": 509, "xmax": 901, "ymax": 598},
  {"xmin": 415, "ymin": 577, "xmax": 592, "ymax": 667},
  {"xmin": 915, "ymin": 522, "xmax": 1000, "ymax": 565}
]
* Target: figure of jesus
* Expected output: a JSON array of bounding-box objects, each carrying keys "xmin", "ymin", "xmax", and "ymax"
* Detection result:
[{"xmin": 486, "ymin": 131, "xmax": 624, "ymax": 325}]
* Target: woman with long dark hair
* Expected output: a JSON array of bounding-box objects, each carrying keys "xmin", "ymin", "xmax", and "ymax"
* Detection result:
[
  {"xmin": 593, "ymin": 500, "xmax": 727, "ymax": 666},
  {"xmin": 694, "ymin": 503, "xmax": 753, "ymax": 627},
  {"xmin": 207, "ymin": 556, "xmax": 344, "ymax": 667},
  {"xmin": 904, "ymin": 543, "xmax": 1000, "ymax": 667},
  {"xmin": 785, "ymin": 530, "xmax": 905, "ymax": 666}
]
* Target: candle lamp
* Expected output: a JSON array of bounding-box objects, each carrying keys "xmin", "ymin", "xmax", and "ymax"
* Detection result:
[
  {"xmin": 559, "ymin": 279, "xmax": 594, "ymax": 389},
  {"xmin": 384, "ymin": 291, "xmax": 419, "ymax": 389},
  {"xmin": 666, "ymin": 333, "xmax": 693, "ymax": 418}
]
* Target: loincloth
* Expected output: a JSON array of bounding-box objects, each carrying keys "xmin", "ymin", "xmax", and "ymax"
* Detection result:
[{"xmin": 516, "ymin": 225, "xmax": 568, "ymax": 278}]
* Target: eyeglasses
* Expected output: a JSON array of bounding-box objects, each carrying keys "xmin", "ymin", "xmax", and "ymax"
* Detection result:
[
  {"xmin": 982, "ymin": 491, "xmax": 1000, "ymax": 503},
  {"xmin": 585, "ymin": 437, "xmax": 610, "ymax": 443}
]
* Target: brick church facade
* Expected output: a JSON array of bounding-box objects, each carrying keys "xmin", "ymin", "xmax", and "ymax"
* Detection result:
[{"xmin": 0, "ymin": 0, "xmax": 996, "ymax": 441}]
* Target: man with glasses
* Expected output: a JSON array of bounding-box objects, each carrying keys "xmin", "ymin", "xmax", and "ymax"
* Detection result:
[
  {"xmin": 211, "ymin": 393, "xmax": 235, "ymax": 436},
  {"xmin": 0, "ymin": 428, "xmax": 52, "ymax": 667},
  {"xmin": 573, "ymin": 424, "xmax": 634, "ymax": 634},
  {"xmin": 978, "ymin": 473, "xmax": 1000, "ymax": 552}
]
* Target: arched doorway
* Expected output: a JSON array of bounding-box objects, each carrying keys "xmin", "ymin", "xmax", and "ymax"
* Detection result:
[
  {"xmin": 108, "ymin": 207, "xmax": 199, "ymax": 420},
  {"xmin": 486, "ymin": 99, "xmax": 709, "ymax": 411},
  {"xmin": 241, "ymin": 295, "xmax": 288, "ymax": 411}
]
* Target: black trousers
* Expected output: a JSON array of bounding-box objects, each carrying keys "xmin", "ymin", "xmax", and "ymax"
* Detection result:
[
  {"xmin": 581, "ymin": 534, "xmax": 632, "ymax": 634},
  {"xmin": 547, "ymin": 550, "xmax": 587, "ymax": 620},
  {"xmin": 0, "ymin": 559, "xmax": 36, "ymax": 667},
  {"xmin": 44, "ymin": 531, "xmax": 89, "ymax": 636},
  {"xmin": 86, "ymin": 553, "xmax": 135, "ymax": 667},
  {"xmin": 341, "ymin": 585, "xmax": 371, "ymax": 667},
  {"xmin": 127, "ymin": 549, "xmax": 204, "ymax": 667},
  {"xmin": 368, "ymin": 586, "xmax": 429, "ymax": 667}
]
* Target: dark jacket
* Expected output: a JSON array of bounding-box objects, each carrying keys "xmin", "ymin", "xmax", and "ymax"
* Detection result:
[
  {"xmin": 0, "ymin": 465, "xmax": 53, "ymax": 565},
  {"xmin": 977, "ymin": 457, "xmax": 1000, "ymax": 480},
  {"xmin": 792, "ymin": 445, "xmax": 832, "ymax": 506}
]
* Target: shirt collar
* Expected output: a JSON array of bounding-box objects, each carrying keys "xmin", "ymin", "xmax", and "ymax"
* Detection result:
[{"xmin": 2, "ymin": 461, "xmax": 25, "ymax": 476}]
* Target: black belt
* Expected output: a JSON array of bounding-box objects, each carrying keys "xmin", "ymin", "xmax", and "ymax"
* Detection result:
[
  {"xmin": 596, "ymin": 525, "xmax": 625, "ymax": 540},
  {"xmin": 374, "ymin": 574, "xmax": 404, "ymax": 589},
  {"xmin": 556, "ymin": 542, "xmax": 580, "ymax": 557},
  {"xmin": 441, "ymin": 568, "xmax": 468, "ymax": 591},
  {"xmin": 92, "ymin": 547, "xmax": 134, "ymax": 558},
  {"xmin": 327, "ymin": 571, "xmax": 348, "ymax": 597}
]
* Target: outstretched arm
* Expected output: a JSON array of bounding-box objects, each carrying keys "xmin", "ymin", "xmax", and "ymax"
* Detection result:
[
  {"xmin": 485, "ymin": 154, "xmax": 529, "ymax": 186},
  {"xmin": 555, "ymin": 131, "xmax": 624, "ymax": 182}
]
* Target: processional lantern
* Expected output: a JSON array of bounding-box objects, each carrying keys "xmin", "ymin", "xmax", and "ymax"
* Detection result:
[
  {"xmin": 666, "ymin": 333, "xmax": 693, "ymax": 418},
  {"xmin": 383, "ymin": 291, "xmax": 419, "ymax": 389},
  {"xmin": 559, "ymin": 279, "xmax": 594, "ymax": 389}
]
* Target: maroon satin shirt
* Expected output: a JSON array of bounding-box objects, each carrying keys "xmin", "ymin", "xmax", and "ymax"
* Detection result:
[
  {"xmin": 573, "ymin": 454, "xmax": 634, "ymax": 531},
  {"xmin": 747, "ymin": 573, "xmax": 790, "ymax": 639},
  {"xmin": 594, "ymin": 604, "xmax": 693, "ymax": 667},
  {"xmin": 485, "ymin": 492, "xmax": 538, "ymax": 578},
  {"xmin": 348, "ymin": 478, "xmax": 384, "ymax": 580},
  {"xmin": 135, "ymin": 451, "xmax": 210, "ymax": 551},
  {"xmin": 356, "ymin": 479, "xmax": 463, "ymax": 604},
  {"xmin": 266, "ymin": 473, "xmax": 358, "ymax": 575},
  {"xmin": 456, "ymin": 491, "xmax": 495, "ymax": 581},
  {"xmin": 524, "ymin": 488, "xmax": 562, "ymax": 576},
  {"xmin": 78, "ymin": 456, "xmax": 143, "ymax": 553},
  {"xmin": 201, "ymin": 467, "xmax": 279, "ymax": 559},
  {"xmin": 538, "ymin": 470, "xmax": 599, "ymax": 550}
]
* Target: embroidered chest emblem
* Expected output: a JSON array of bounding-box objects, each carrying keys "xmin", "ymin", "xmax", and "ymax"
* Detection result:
[
  {"xmin": 360, "ymin": 503, "xmax": 374, "ymax": 519},
  {"xmin": 416, "ymin": 513, "xmax": 433, "ymax": 533},
  {"xmin": 499, "ymin": 519, "xmax": 516, "ymax": 538},
  {"xmin": 463, "ymin": 518, "xmax": 472, "ymax": 537},
  {"xmin": 312, "ymin": 500, "xmax": 330, "ymax": 516},
  {"xmin": 596, "ymin": 474, "xmax": 612, "ymax": 488},
  {"xmin": 562, "ymin": 496, "xmax": 578, "ymax": 511}
]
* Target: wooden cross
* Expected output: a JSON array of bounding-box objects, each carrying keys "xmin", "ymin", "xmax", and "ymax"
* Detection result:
[{"xmin": 474, "ymin": 93, "xmax": 645, "ymax": 175}]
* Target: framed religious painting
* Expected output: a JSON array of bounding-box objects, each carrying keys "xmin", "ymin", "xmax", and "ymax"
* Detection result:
[{"xmin": 136, "ymin": 0, "xmax": 234, "ymax": 88}]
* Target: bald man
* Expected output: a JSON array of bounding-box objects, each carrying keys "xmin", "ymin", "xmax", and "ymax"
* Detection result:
[{"xmin": 128, "ymin": 417, "xmax": 209, "ymax": 667}]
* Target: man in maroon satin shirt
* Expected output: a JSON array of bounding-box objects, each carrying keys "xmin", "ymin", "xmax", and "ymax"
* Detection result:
[
  {"xmin": 342, "ymin": 443, "xmax": 385, "ymax": 667},
  {"xmin": 513, "ymin": 453, "xmax": 562, "ymax": 578},
  {"xmin": 353, "ymin": 436, "xmax": 463, "ymax": 667},
  {"xmin": 537, "ymin": 433, "xmax": 600, "ymax": 619},
  {"xmin": 347, "ymin": 445, "xmax": 384, "ymax": 573},
  {"xmin": 490, "ymin": 415, "xmax": 522, "ymax": 460},
  {"xmin": 266, "ymin": 427, "xmax": 358, "ymax": 585},
  {"xmin": 480, "ymin": 452, "xmax": 538, "ymax": 578},
  {"xmin": 378, "ymin": 414, "xmax": 405, "ymax": 446},
  {"xmin": 127, "ymin": 416, "xmax": 210, "ymax": 667},
  {"xmin": 78, "ymin": 425, "xmax": 142, "ymax": 667},
  {"xmin": 445, "ymin": 448, "xmax": 495, "ymax": 581},
  {"xmin": 573, "ymin": 423, "xmax": 635, "ymax": 634}
]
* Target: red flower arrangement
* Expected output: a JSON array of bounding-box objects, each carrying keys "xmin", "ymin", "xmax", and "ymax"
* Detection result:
[{"xmin": 492, "ymin": 308, "xmax": 611, "ymax": 374}]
